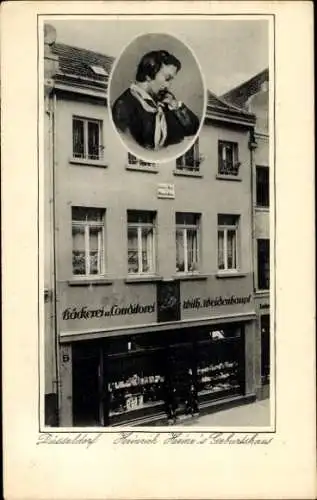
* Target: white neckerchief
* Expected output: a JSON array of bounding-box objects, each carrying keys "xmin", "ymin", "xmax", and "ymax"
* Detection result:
[{"xmin": 130, "ymin": 82, "xmax": 167, "ymax": 149}]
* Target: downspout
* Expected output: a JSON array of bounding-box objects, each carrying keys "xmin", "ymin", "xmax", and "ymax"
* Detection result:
[
  {"xmin": 44, "ymin": 25, "xmax": 60, "ymax": 425},
  {"xmin": 248, "ymin": 125, "xmax": 258, "ymax": 397},
  {"xmin": 249, "ymin": 127, "xmax": 258, "ymax": 293},
  {"xmin": 51, "ymin": 91, "xmax": 60, "ymax": 425}
]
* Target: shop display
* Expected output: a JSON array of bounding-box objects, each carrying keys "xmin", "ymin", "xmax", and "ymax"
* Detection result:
[
  {"xmin": 107, "ymin": 361, "xmax": 166, "ymax": 418},
  {"xmin": 197, "ymin": 360, "xmax": 241, "ymax": 396},
  {"xmin": 106, "ymin": 340, "xmax": 168, "ymax": 423}
]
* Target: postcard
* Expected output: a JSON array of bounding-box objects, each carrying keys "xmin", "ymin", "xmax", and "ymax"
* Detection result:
[{"xmin": 1, "ymin": 1, "xmax": 315, "ymax": 499}]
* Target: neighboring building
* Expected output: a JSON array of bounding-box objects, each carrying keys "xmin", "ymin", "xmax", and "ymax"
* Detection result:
[
  {"xmin": 44, "ymin": 25, "xmax": 262, "ymax": 427},
  {"xmin": 223, "ymin": 69, "xmax": 270, "ymax": 400}
]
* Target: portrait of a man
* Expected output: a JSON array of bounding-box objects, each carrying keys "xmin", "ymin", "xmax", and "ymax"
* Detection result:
[{"xmin": 111, "ymin": 50, "xmax": 200, "ymax": 151}]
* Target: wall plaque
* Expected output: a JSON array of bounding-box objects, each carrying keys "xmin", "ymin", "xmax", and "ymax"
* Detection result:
[{"xmin": 157, "ymin": 183, "xmax": 175, "ymax": 199}]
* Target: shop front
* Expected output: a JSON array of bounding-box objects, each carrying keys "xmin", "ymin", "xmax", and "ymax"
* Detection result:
[
  {"xmin": 62, "ymin": 326, "xmax": 257, "ymax": 426},
  {"xmin": 57, "ymin": 275, "xmax": 257, "ymax": 427},
  {"xmin": 69, "ymin": 322, "xmax": 248, "ymax": 427}
]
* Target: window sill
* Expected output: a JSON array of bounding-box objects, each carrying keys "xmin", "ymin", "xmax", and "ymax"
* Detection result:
[
  {"xmin": 125, "ymin": 164, "xmax": 158, "ymax": 174},
  {"xmin": 173, "ymin": 273, "xmax": 208, "ymax": 281},
  {"xmin": 216, "ymin": 272, "xmax": 247, "ymax": 279},
  {"xmin": 173, "ymin": 169, "xmax": 203, "ymax": 178},
  {"xmin": 68, "ymin": 278, "xmax": 113, "ymax": 286},
  {"xmin": 255, "ymin": 206, "xmax": 270, "ymax": 212},
  {"xmin": 216, "ymin": 174, "xmax": 242, "ymax": 182},
  {"xmin": 69, "ymin": 158, "xmax": 108, "ymax": 168},
  {"xmin": 125, "ymin": 275, "xmax": 163, "ymax": 284},
  {"xmin": 255, "ymin": 289, "xmax": 270, "ymax": 296}
]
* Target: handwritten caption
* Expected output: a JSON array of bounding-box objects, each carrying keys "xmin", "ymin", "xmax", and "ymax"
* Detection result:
[
  {"xmin": 113, "ymin": 432, "xmax": 273, "ymax": 445},
  {"xmin": 37, "ymin": 431, "xmax": 273, "ymax": 448},
  {"xmin": 37, "ymin": 433, "xmax": 102, "ymax": 448}
]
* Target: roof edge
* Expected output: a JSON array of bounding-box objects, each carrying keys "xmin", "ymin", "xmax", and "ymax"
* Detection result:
[{"xmin": 221, "ymin": 68, "xmax": 269, "ymax": 101}]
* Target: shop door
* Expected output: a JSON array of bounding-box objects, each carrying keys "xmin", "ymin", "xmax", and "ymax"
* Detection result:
[
  {"xmin": 72, "ymin": 345, "xmax": 101, "ymax": 426},
  {"xmin": 261, "ymin": 315, "xmax": 270, "ymax": 386},
  {"xmin": 167, "ymin": 342, "xmax": 197, "ymax": 416}
]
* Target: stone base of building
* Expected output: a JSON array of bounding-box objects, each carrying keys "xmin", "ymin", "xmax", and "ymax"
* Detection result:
[
  {"xmin": 112, "ymin": 393, "xmax": 257, "ymax": 427},
  {"xmin": 45, "ymin": 393, "xmax": 59, "ymax": 426},
  {"xmin": 256, "ymin": 383, "xmax": 270, "ymax": 401}
]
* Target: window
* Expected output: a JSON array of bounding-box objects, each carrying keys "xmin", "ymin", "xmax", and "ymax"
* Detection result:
[
  {"xmin": 176, "ymin": 139, "xmax": 201, "ymax": 172},
  {"xmin": 256, "ymin": 166, "xmax": 269, "ymax": 207},
  {"xmin": 257, "ymin": 239, "xmax": 270, "ymax": 290},
  {"xmin": 127, "ymin": 153, "xmax": 155, "ymax": 169},
  {"xmin": 72, "ymin": 207, "xmax": 105, "ymax": 276},
  {"xmin": 218, "ymin": 141, "xmax": 240, "ymax": 176},
  {"xmin": 176, "ymin": 213, "xmax": 200, "ymax": 273},
  {"xmin": 90, "ymin": 65, "xmax": 108, "ymax": 76},
  {"xmin": 218, "ymin": 214, "xmax": 239, "ymax": 271},
  {"xmin": 127, "ymin": 211, "xmax": 156, "ymax": 275},
  {"xmin": 72, "ymin": 117, "xmax": 103, "ymax": 161}
]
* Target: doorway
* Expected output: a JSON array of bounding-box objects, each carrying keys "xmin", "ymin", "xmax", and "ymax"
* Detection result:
[
  {"xmin": 260, "ymin": 314, "xmax": 270, "ymax": 393},
  {"xmin": 166, "ymin": 342, "xmax": 197, "ymax": 418},
  {"xmin": 72, "ymin": 343, "xmax": 101, "ymax": 426}
]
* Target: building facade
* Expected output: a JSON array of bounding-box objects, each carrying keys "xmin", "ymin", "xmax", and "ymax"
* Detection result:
[
  {"xmin": 223, "ymin": 69, "xmax": 270, "ymax": 400},
  {"xmin": 44, "ymin": 27, "xmax": 263, "ymax": 427}
]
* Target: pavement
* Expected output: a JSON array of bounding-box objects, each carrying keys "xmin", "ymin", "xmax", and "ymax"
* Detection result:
[{"xmin": 175, "ymin": 398, "xmax": 271, "ymax": 428}]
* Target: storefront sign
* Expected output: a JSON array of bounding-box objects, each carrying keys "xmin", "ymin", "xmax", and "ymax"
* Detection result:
[
  {"xmin": 62, "ymin": 303, "xmax": 155, "ymax": 320},
  {"xmin": 62, "ymin": 294, "xmax": 252, "ymax": 321},
  {"xmin": 157, "ymin": 183, "xmax": 175, "ymax": 199},
  {"xmin": 183, "ymin": 294, "xmax": 252, "ymax": 310}
]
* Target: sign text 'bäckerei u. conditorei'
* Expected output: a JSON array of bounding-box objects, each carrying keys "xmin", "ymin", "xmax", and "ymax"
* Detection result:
[
  {"xmin": 62, "ymin": 303, "xmax": 155, "ymax": 320},
  {"xmin": 61, "ymin": 294, "xmax": 252, "ymax": 320}
]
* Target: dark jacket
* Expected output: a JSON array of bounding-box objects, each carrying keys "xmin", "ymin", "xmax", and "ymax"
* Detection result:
[{"xmin": 112, "ymin": 89, "xmax": 200, "ymax": 149}]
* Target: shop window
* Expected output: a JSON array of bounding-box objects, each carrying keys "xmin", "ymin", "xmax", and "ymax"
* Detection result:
[
  {"xmin": 256, "ymin": 166, "xmax": 269, "ymax": 207},
  {"xmin": 217, "ymin": 214, "xmax": 240, "ymax": 271},
  {"xmin": 127, "ymin": 153, "xmax": 156, "ymax": 169},
  {"xmin": 107, "ymin": 349, "xmax": 166, "ymax": 424},
  {"xmin": 176, "ymin": 212, "xmax": 201, "ymax": 273},
  {"xmin": 257, "ymin": 239, "xmax": 270, "ymax": 290},
  {"xmin": 72, "ymin": 117, "xmax": 104, "ymax": 161},
  {"xmin": 176, "ymin": 139, "xmax": 201, "ymax": 172},
  {"xmin": 218, "ymin": 141, "xmax": 240, "ymax": 176},
  {"xmin": 195, "ymin": 325, "xmax": 244, "ymax": 400},
  {"xmin": 106, "ymin": 333, "xmax": 165, "ymax": 355},
  {"xmin": 127, "ymin": 210, "xmax": 156, "ymax": 275},
  {"xmin": 72, "ymin": 207, "xmax": 105, "ymax": 276}
]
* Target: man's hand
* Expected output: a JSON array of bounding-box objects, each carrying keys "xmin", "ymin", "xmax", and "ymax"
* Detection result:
[{"xmin": 159, "ymin": 91, "xmax": 181, "ymax": 110}]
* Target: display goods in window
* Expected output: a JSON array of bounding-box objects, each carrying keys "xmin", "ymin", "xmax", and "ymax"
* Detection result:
[{"xmin": 108, "ymin": 372, "xmax": 165, "ymax": 417}]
